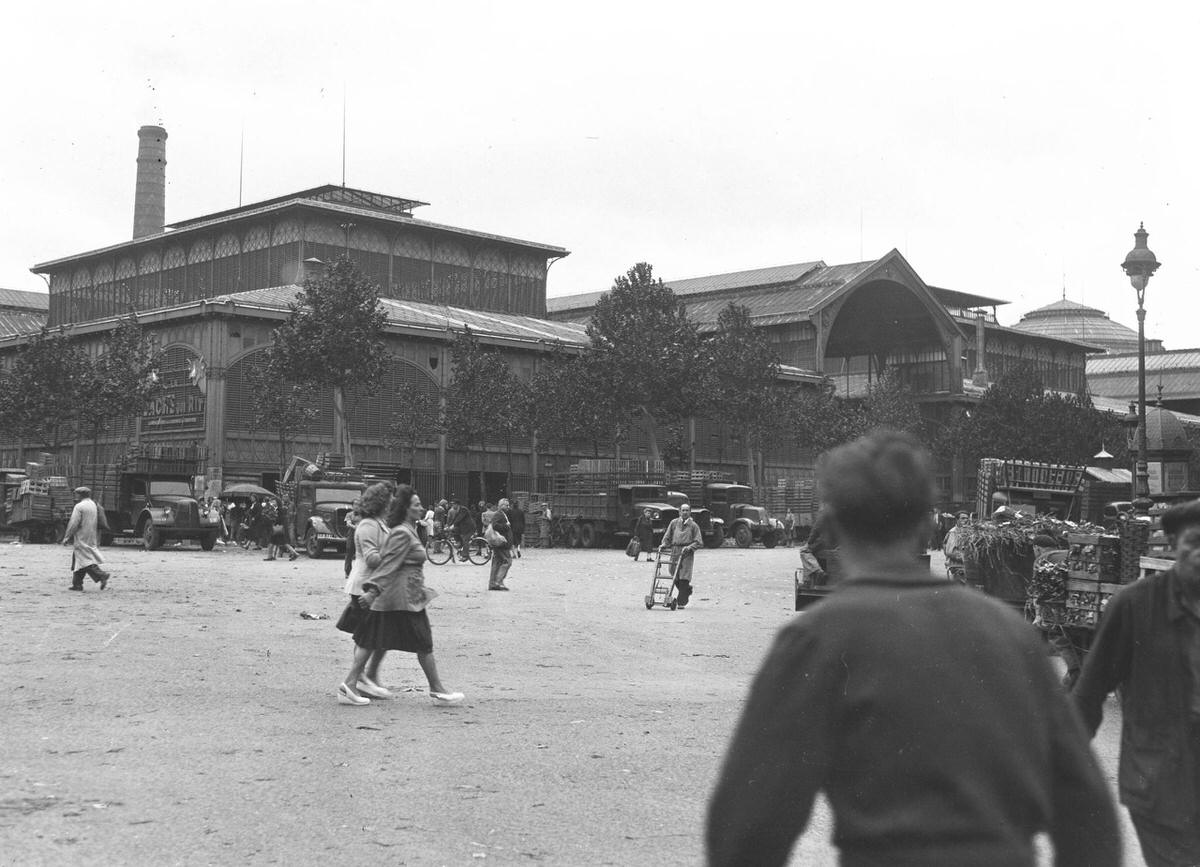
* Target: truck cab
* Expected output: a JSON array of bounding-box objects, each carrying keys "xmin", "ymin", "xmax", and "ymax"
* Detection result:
[
  {"xmin": 664, "ymin": 490, "xmax": 725, "ymax": 548},
  {"xmin": 297, "ymin": 480, "xmax": 364, "ymax": 558},
  {"xmin": 121, "ymin": 473, "xmax": 221, "ymax": 550},
  {"xmin": 704, "ymin": 483, "xmax": 778, "ymax": 548},
  {"xmin": 617, "ymin": 484, "xmax": 677, "ymax": 539}
]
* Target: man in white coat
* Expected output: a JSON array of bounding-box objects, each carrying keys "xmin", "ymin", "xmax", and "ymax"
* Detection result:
[{"xmin": 62, "ymin": 486, "xmax": 110, "ymax": 591}]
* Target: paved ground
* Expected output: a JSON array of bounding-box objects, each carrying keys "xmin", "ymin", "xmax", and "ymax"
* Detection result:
[{"xmin": 1, "ymin": 539, "xmax": 1141, "ymax": 865}]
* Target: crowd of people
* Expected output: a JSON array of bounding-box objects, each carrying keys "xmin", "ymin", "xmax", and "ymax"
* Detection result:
[{"xmin": 51, "ymin": 435, "xmax": 1200, "ymax": 864}]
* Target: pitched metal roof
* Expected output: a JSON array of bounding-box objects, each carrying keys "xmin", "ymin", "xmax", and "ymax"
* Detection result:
[
  {"xmin": 216, "ymin": 285, "xmax": 589, "ymax": 348},
  {"xmin": 1087, "ymin": 349, "xmax": 1200, "ymax": 375},
  {"xmin": 546, "ymin": 261, "xmax": 825, "ymax": 315},
  {"xmin": 0, "ymin": 287, "xmax": 49, "ymax": 312},
  {"xmin": 548, "ymin": 259, "xmax": 881, "ymax": 327},
  {"xmin": 33, "ymin": 190, "xmax": 568, "ymax": 271},
  {"xmin": 0, "ymin": 310, "xmax": 46, "ymax": 337}
]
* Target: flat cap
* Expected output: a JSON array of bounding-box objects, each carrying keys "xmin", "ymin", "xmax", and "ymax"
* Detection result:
[{"xmin": 73, "ymin": 486, "xmax": 91, "ymax": 496}]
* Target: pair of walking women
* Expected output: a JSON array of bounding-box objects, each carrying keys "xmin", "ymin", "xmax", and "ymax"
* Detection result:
[{"xmin": 336, "ymin": 482, "xmax": 463, "ymax": 707}]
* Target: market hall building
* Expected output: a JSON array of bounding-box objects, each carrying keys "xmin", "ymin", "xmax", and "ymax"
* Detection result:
[
  {"xmin": 548, "ymin": 255, "xmax": 1097, "ymax": 505},
  {"xmin": 0, "ymin": 124, "xmax": 1097, "ymax": 510},
  {"xmin": 0, "ymin": 126, "xmax": 586, "ymax": 504}
]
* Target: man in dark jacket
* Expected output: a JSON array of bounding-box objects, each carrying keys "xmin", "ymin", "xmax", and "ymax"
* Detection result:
[
  {"xmin": 488, "ymin": 499, "xmax": 514, "ymax": 590},
  {"xmin": 450, "ymin": 498, "xmax": 476, "ymax": 562},
  {"xmin": 1075, "ymin": 499, "xmax": 1200, "ymax": 866},
  {"xmin": 707, "ymin": 430, "xmax": 1119, "ymax": 867},
  {"xmin": 509, "ymin": 500, "xmax": 526, "ymax": 558}
]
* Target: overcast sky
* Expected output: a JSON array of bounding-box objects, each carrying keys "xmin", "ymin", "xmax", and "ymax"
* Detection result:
[{"xmin": 3, "ymin": 2, "xmax": 1197, "ymax": 349}]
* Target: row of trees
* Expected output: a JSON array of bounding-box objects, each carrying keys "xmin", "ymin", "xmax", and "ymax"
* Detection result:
[
  {"xmin": 0, "ymin": 317, "xmax": 161, "ymax": 460},
  {"xmin": 0, "ymin": 257, "xmax": 1144, "ymax": 491}
]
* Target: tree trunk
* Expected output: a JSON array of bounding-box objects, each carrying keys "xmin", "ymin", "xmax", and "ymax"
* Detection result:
[
  {"xmin": 640, "ymin": 406, "xmax": 661, "ymax": 462},
  {"xmin": 333, "ymin": 385, "xmax": 354, "ymax": 465}
]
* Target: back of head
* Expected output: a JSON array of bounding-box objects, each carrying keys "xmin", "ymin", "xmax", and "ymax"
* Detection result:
[
  {"xmin": 817, "ymin": 430, "xmax": 934, "ymax": 546},
  {"xmin": 1162, "ymin": 499, "xmax": 1200, "ymax": 537}
]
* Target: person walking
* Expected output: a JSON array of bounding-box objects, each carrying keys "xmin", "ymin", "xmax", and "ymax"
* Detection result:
[
  {"xmin": 335, "ymin": 484, "xmax": 391, "ymax": 698},
  {"xmin": 61, "ymin": 486, "xmax": 111, "ymax": 591},
  {"xmin": 509, "ymin": 500, "xmax": 526, "ymax": 558},
  {"xmin": 633, "ymin": 508, "xmax": 655, "ymax": 562},
  {"xmin": 487, "ymin": 498, "xmax": 514, "ymax": 591},
  {"xmin": 659, "ymin": 503, "xmax": 702, "ymax": 608},
  {"xmin": 783, "ymin": 508, "xmax": 796, "ymax": 547},
  {"xmin": 481, "ymin": 502, "xmax": 496, "ymax": 529},
  {"xmin": 1075, "ymin": 499, "xmax": 1200, "ymax": 866},
  {"xmin": 340, "ymin": 485, "xmax": 464, "ymax": 707},
  {"xmin": 264, "ymin": 505, "xmax": 299, "ymax": 561},
  {"xmin": 707, "ymin": 431, "xmax": 1119, "ymax": 866}
]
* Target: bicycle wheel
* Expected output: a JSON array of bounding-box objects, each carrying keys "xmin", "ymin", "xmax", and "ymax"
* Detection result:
[
  {"xmin": 466, "ymin": 536, "xmax": 492, "ymax": 565},
  {"xmin": 426, "ymin": 537, "xmax": 452, "ymax": 565}
]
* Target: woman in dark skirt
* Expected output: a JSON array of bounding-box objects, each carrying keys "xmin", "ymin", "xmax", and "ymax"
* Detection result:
[{"xmin": 339, "ymin": 485, "xmax": 464, "ymax": 707}]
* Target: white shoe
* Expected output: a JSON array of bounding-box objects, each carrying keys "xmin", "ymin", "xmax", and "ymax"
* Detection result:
[
  {"xmin": 430, "ymin": 691, "xmax": 464, "ymax": 706},
  {"xmin": 357, "ymin": 677, "xmax": 392, "ymax": 699},
  {"xmin": 337, "ymin": 683, "xmax": 370, "ymax": 706}
]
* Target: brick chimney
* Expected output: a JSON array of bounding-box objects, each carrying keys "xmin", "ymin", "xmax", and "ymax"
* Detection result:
[{"xmin": 133, "ymin": 125, "xmax": 168, "ymax": 238}]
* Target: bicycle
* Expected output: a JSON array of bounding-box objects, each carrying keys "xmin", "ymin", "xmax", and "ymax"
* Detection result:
[{"xmin": 426, "ymin": 531, "xmax": 492, "ymax": 565}]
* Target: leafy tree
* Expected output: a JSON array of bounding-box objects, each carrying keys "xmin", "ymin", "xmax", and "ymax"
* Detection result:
[
  {"xmin": 269, "ymin": 256, "xmax": 386, "ymax": 465},
  {"xmin": 443, "ymin": 327, "xmax": 508, "ymax": 495},
  {"xmin": 586, "ymin": 263, "xmax": 704, "ymax": 461},
  {"xmin": 386, "ymin": 377, "xmax": 443, "ymax": 475},
  {"xmin": 529, "ymin": 348, "xmax": 632, "ymax": 457},
  {"xmin": 77, "ymin": 315, "xmax": 162, "ymax": 465},
  {"xmin": 705, "ymin": 302, "xmax": 783, "ymax": 488},
  {"xmin": 247, "ymin": 348, "xmax": 320, "ymax": 474},
  {"xmin": 944, "ymin": 364, "xmax": 1128, "ymax": 466},
  {"xmin": 0, "ymin": 328, "xmax": 88, "ymax": 454},
  {"xmin": 858, "ymin": 368, "xmax": 924, "ymax": 436}
]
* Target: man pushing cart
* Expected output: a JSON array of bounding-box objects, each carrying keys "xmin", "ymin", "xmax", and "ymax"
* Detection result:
[{"xmin": 652, "ymin": 503, "xmax": 703, "ymax": 609}]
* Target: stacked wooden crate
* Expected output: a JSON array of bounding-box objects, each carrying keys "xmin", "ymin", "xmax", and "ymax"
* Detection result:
[{"xmin": 1064, "ymin": 533, "xmax": 1122, "ymax": 628}]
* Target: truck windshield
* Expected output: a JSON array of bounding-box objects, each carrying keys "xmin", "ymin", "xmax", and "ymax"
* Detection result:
[
  {"xmin": 149, "ymin": 481, "xmax": 192, "ymax": 497},
  {"xmin": 314, "ymin": 488, "xmax": 361, "ymax": 504},
  {"xmin": 727, "ymin": 487, "xmax": 753, "ymax": 501}
]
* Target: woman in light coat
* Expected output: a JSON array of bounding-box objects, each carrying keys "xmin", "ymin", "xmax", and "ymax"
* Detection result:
[{"xmin": 339, "ymin": 485, "xmax": 463, "ymax": 707}]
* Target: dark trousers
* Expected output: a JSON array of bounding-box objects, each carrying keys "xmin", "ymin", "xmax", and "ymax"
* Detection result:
[
  {"xmin": 675, "ymin": 579, "xmax": 693, "ymax": 607},
  {"xmin": 489, "ymin": 547, "xmax": 512, "ymax": 588},
  {"xmin": 72, "ymin": 564, "xmax": 106, "ymax": 588},
  {"xmin": 1132, "ymin": 812, "xmax": 1200, "ymax": 867}
]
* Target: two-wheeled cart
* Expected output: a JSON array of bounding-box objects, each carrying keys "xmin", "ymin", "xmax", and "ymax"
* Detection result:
[{"xmin": 644, "ymin": 547, "xmax": 679, "ymax": 610}]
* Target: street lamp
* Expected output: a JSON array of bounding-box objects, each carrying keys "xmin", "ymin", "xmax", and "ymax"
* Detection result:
[{"xmin": 1121, "ymin": 223, "xmax": 1161, "ymax": 512}]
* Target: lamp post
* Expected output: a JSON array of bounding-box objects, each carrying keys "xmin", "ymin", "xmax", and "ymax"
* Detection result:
[{"xmin": 1120, "ymin": 223, "xmax": 1161, "ymax": 512}]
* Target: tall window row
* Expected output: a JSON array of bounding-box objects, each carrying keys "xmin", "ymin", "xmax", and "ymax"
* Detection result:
[{"xmin": 49, "ymin": 220, "xmax": 551, "ymax": 326}]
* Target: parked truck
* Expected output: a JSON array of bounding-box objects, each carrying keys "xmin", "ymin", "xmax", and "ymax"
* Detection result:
[
  {"xmin": 281, "ymin": 457, "xmax": 370, "ymax": 558},
  {"xmin": 665, "ymin": 472, "xmax": 779, "ymax": 548},
  {"xmin": 1, "ymin": 466, "xmax": 72, "ymax": 543},
  {"xmin": 542, "ymin": 472, "xmax": 679, "ymax": 549},
  {"xmin": 75, "ymin": 445, "xmax": 221, "ymax": 550}
]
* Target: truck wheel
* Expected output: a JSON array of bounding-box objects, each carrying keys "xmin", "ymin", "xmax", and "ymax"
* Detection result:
[
  {"xmin": 142, "ymin": 523, "xmax": 163, "ymax": 551},
  {"xmin": 305, "ymin": 529, "xmax": 323, "ymax": 559},
  {"xmin": 734, "ymin": 525, "xmax": 753, "ymax": 548},
  {"xmin": 763, "ymin": 532, "xmax": 779, "ymax": 549},
  {"xmin": 199, "ymin": 532, "xmax": 217, "ymax": 551},
  {"xmin": 567, "ymin": 524, "xmax": 582, "ymax": 548},
  {"xmin": 18, "ymin": 527, "xmax": 33, "ymax": 544},
  {"xmin": 703, "ymin": 525, "xmax": 724, "ymax": 548},
  {"xmin": 579, "ymin": 522, "xmax": 597, "ymax": 549}
]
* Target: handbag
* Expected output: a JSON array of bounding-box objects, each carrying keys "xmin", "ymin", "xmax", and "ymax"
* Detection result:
[
  {"xmin": 484, "ymin": 523, "xmax": 506, "ymax": 547},
  {"xmin": 625, "ymin": 538, "xmax": 640, "ymax": 558}
]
